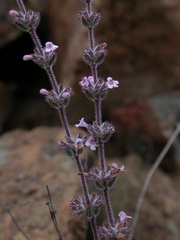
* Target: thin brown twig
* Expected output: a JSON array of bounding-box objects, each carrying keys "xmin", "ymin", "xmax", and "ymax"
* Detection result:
[
  {"xmin": 7, "ymin": 208, "xmax": 30, "ymax": 240},
  {"xmin": 45, "ymin": 185, "xmax": 63, "ymax": 240}
]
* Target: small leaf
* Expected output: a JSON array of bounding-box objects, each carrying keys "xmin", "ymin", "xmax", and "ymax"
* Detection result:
[
  {"xmin": 94, "ymin": 207, "xmax": 101, "ymax": 216},
  {"xmin": 107, "ymin": 177, "xmax": 116, "ymax": 188},
  {"xmin": 86, "ymin": 206, "xmax": 92, "ymax": 218}
]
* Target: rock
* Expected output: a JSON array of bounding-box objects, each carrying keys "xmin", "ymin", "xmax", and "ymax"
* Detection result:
[
  {"xmin": 0, "ymin": 127, "xmax": 180, "ymax": 239},
  {"xmin": 0, "ymin": 127, "xmax": 87, "ymax": 240},
  {"xmin": 2, "ymin": 0, "xmax": 180, "ymax": 129},
  {"xmin": 104, "ymin": 155, "xmax": 180, "ymax": 240},
  {"xmin": 0, "ymin": 0, "xmax": 47, "ymax": 48}
]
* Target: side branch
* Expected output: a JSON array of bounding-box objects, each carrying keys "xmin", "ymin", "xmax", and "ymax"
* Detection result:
[{"xmin": 46, "ymin": 185, "xmax": 64, "ymax": 240}]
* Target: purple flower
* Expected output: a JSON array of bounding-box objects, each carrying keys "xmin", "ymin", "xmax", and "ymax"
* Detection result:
[
  {"xmin": 23, "ymin": 42, "xmax": 58, "ymax": 68},
  {"xmin": 87, "ymin": 121, "xmax": 115, "ymax": 142},
  {"xmin": 78, "ymin": 9, "xmax": 101, "ymax": 28},
  {"xmin": 120, "ymin": 165, "xmax": 126, "ymax": 173},
  {"xmin": 86, "ymin": 163, "xmax": 123, "ymax": 189},
  {"xmin": 70, "ymin": 192, "xmax": 104, "ymax": 218},
  {"xmin": 99, "ymin": 212, "xmax": 132, "ymax": 239},
  {"xmin": 80, "ymin": 76, "xmax": 94, "ymax": 87},
  {"xmin": 75, "ymin": 137, "xmax": 84, "ymax": 150},
  {"xmin": 23, "ymin": 54, "xmax": 33, "ymax": 61},
  {"xmin": 59, "ymin": 134, "xmax": 87, "ymax": 156},
  {"xmin": 118, "ymin": 211, "xmax": 132, "ymax": 222},
  {"xmin": 45, "ymin": 41, "xmax": 58, "ymax": 53},
  {"xmin": 40, "ymin": 88, "xmax": 49, "ymax": 96},
  {"xmin": 75, "ymin": 118, "xmax": 88, "ymax": 128},
  {"xmin": 98, "ymin": 219, "xmax": 132, "ymax": 239},
  {"xmin": 85, "ymin": 136, "xmax": 98, "ymax": 151},
  {"xmin": 10, "ymin": 10, "xmax": 40, "ymax": 31},
  {"xmin": 70, "ymin": 195, "xmax": 86, "ymax": 217},
  {"xmin": 9, "ymin": 10, "xmax": 19, "ymax": 17},
  {"xmin": 61, "ymin": 92, "xmax": 71, "ymax": 98},
  {"xmin": 111, "ymin": 163, "xmax": 126, "ymax": 173},
  {"xmin": 39, "ymin": 84, "xmax": 73, "ymax": 109},
  {"xmin": 106, "ymin": 77, "xmax": 119, "ymax": 89}
]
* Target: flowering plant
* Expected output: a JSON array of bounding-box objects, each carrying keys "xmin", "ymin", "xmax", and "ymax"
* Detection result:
[{"xmin": 9, "ymin": 0, "xmax": 132, "ymax": 239}]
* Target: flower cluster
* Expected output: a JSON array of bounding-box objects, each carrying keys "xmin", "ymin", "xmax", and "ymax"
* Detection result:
[
  {"xmin": 23, "ymin": 42, "xmax": 58, "ymax": 69},
  {"xmin": 87, "ymin": 121, "xmax": 115, "ymax": 143},
  {"xmin": 82, "ymin": 163, "xmax": 125, "ymax": 189},
  {"xmin": 70, "ymin": 192, "xmax": 104, "ymax": 218},
  {"xmin": 98, "ymin": 211, "xmax": 132, "ymax": 239},
  {"xmin": 59, "ymin": 134, "xmax": 87, "ymax": 156},
  {"xmin": 82, "ymin": 43, "xmax": 108, "ymax": 66},
  {"xmin": 79, "ymin": 76, "xmax": 108, "ymax": 100},
  {"xmin": 79, "ymin": 75, "xmax": 119, "ymax": 100},
  {"xmin": 40, "ymin": 84, "xmax": 73, "ymax": 109},
  {"xmin": 75, "ymin": 118, "xmax": 115, "ymax": 146},
  {"xmin": 78, "ymin": 9, "xmax": 101, "ymax": 28},
  {"xmin": 10, "ymin": 0, "xmax": 133, "ymax": 239},
  {"xmin": 9, "ymin": 9, "xmax": 40, "ymax": 31}
]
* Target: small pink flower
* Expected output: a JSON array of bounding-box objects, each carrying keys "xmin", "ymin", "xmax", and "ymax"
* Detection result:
[
  {"xmin": 40, "ymin": 88, "xmax": 49, "ymax": 96},
  {"xmin": 62, "ymin": 92, "xmax": 70, "ymax": 98},
  {"xmin": 75, "ymin": 118, "xmax": 88, "ymax": 128},
  {"xmin": 75, "ymin": 138, "xmax": 84, "ymax": 150},
  {"xmin": 118, "ymin": 211, "xmax": 132, "ymax": 222},
  {"xmin": 120, "ymin": 165, "xmax": 126, "ymax": 173},
  {"xmin": 23, "ymin": 55, "xmax": 33, "ymax": 61},
  {"xmin": 45, "ymin": 42, "xmax": 58, "ymax": 53},
  {"xmin": 85, "ymin": 136, "xmax": 98, "ymax": 151},
  {"xmin": 106, "ymin": 77, "xmax": 119, "ymax": 89},
  {"xmin": 111, "ymin": 163, "xmax": 126, "ymax": 173},
  {"xmin": 9, "ymin": 10, "xmax": 19, "ymax": 17},
  {"xmin": 111, "ymin": 163, "xmax": 118, "ymax": 169},
  {"xmin": 80, "ymin": 76, "xmax": 94, "ymax": 87}
]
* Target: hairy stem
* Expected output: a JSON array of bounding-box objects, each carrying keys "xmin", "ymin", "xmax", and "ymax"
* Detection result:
[
  {"xmin": 85, "ymin": 0, "xmax": 115, "ymax": 227},
  {"xmin": 15, "ymin": 1, "xmax": 100, "ymax": 239},
  {"xmin": 16, "ymin": 0, "xmax": 26, "ymax": 14}
]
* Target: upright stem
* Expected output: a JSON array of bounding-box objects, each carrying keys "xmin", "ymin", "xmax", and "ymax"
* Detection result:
[
  {"xmin": 46, "ymin": 67, "xmax": 59, "ymax": 93},
  {"xmin": 16, "ymin": 0, "xmax": 26, "ymax": 14},
  {"xmin": 59, "ymin": 106, "xmax": 72, "ymax": 139},
  {"xmin": 15, "ymin": 1, "xmax": 100, "ymax": 239},
  {"xmin": 86, "ymin": 0, "xmax": 115, "ymax": 227},
  {"xmin": 104, "ymin": 184, "xmax": 115, "ymax": 226},
  {"xmin": 29, "ymin": 27, "xmax": 43, "ymax": 56}
]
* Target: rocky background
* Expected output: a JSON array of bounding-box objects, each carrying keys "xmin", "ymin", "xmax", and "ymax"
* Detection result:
[{"xmin": 1, "ymin": 0, "xmax": 180, "ymax": 239}]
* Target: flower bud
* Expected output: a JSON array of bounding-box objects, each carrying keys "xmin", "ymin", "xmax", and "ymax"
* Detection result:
[
  {"xmin": 40, "ymin": 88, "xmax": 49, "ymax": 96},
  {"xmin": 23, "ymin": 55, "xmax": 33, "ymax": 61},
  {"xmin": 9, "ymin": 10, "xmax": 19, "ymax": 17}
]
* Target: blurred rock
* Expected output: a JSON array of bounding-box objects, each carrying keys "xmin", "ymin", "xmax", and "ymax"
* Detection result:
[
  {"xmin": 0, "ymin": 126, "xmax": 180, "ymax": 239},
  {"xmin": 0, "ymin": 126, "xmax": 87, "ymax": 240},
  {"xmin": 106, "ymin": 155, "xmax": 180, "ymax": 240},
  {"xmin": 107, "ymin": 93, "xmax": 180, "ymax": 172},
  {"xmin": 1, "ymin": 0, "xmax": 180, "ymax": 129},
  {"xmin": 0, "ymin": 0, "xmax": 47, "ymax": 48}
]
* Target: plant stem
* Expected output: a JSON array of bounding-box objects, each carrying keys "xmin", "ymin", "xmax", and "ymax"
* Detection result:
[
  {"xmin": 128, "ymin": 123, "xmax": 180, "ymax": 240},
  {"xmin": 16, "ymin": 0, "xmax": 26, "ymax": 14},
  {"xmin": 85, "ymin": 0, "xmax": 115, "ymax": 227},
  {"xmin": 46, "ymin": 185, "xmax": 63, "ymax": 240},
  {"xmin": 15, "ymin": 1, "xmax": 100, "ymax": 239},
  {"xmin": 7, "ymin": 209, "xmax": 30, "ymax": 240}
]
